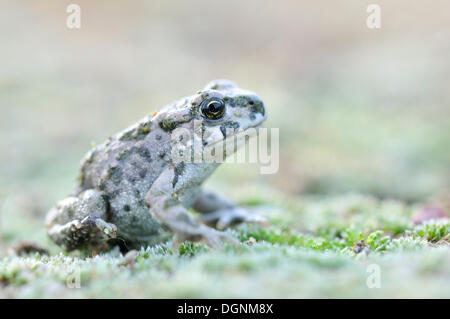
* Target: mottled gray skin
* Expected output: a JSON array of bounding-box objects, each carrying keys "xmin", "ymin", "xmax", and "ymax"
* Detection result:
[{"xmin": 46, "ymin": 80, "xmax": 267, "ymax": 252}]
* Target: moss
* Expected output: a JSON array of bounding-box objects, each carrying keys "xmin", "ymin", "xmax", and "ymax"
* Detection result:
[
  {"xmin": 178, "ymin": 242, "xmax": 208, "ymax": 257},
  {"xmin": 2, "ymin": 192, "xmax": 450, "ymax": 298},
  {"xmin": 414, "ymin": 220, "xmax": 449, "ymax": 243}
]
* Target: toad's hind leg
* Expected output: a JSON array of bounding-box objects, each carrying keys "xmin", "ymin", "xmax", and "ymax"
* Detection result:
[{"xmin": 46, "ymin": 189, "xmax": 117, "ymax": 252}]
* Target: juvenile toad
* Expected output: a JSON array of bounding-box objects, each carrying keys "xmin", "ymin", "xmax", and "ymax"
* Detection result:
[{"xmin": 46, "ymin": 80, "xmax": 267, "ymax": 252}]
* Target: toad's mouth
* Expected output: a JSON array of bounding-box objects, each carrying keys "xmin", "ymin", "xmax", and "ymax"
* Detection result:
[{"xmin": 205, "ymin": 123, "xmax": 263, "ymax": 149}]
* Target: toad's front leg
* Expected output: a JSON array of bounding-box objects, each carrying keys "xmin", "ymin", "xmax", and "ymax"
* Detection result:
[
  {"xmin": 193, "ymin": 189, "xmax": 269, "ymax": 230},
  {"xmin": 144, "ymin": 166, "xmax": 238, "ymax": 249}
]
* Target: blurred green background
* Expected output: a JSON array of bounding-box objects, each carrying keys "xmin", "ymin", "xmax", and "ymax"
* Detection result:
[
  {"xmin": 2, "ymin": 0, "xmax": 450, "ymax": 219},
  {"xmin": 0, "ymin": 0, "xmax": 449, "ymax": 298}
]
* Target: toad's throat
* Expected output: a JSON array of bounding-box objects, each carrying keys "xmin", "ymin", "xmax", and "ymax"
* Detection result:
[{"xmin": 205, "ymin": 125, "xmax": 262, "ymax": 150}]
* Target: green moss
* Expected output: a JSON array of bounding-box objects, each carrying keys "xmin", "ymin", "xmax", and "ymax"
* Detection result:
[
  {"xmin": 414, "ymin": 220, "xmax": 449, "ymax": 243},
  {"xmin": 1, "ymin": 193, "xmax": 449, "ymax": 298},
  {"xmin": 178, "ymin": 242, "xmax": 208, "ymax": 257}
]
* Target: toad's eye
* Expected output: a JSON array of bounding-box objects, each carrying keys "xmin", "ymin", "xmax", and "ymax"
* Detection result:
[{"xmin": 200, "ymin": 98, "xmax": 226, "ymax": 120}]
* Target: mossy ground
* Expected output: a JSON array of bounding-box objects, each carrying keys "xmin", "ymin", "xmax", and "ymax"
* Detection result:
[
  {"xmin": 1, "ymin": 190, "xmax": 449, "ymax": 298},
  {"xmin": 1, "ymin": 1, "xmax": 450, "ymax": 299}
]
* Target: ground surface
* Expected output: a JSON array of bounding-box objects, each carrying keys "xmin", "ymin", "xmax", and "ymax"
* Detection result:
[
  {"xmin": 1, "ymin": 1, "xmax": 450, "ymax": 298},
  {"xmin": 1, "ymin": 189, "xmax": 449, "ymax": 298}
]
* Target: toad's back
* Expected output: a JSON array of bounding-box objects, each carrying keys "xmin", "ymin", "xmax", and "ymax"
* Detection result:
[{"xmin": 75, "ymin": 115, "xmax": 173, "ymax": 243}]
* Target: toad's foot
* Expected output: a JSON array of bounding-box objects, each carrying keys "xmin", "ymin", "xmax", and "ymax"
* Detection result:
[
  {"xmin": 201, "ymin": 207, "xmax": 269, "ymax": 230},
  {"xmin": 46, "ymin": 190, "xmax": 116, "ymax": 252},
  {"xmin": 72, "ymin": 215, "xmax": 118, "ymax": 240},
  {"xmin": 173, "ymin": 224, "xmax": 240, "ymax": 250},
  {"xmin": 192, "ymin": 190, "xmax": 269, "ymax": 230},
  {"xmin": 48, "ymin": 215, "xmax": 117, "ymax": 251}
]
